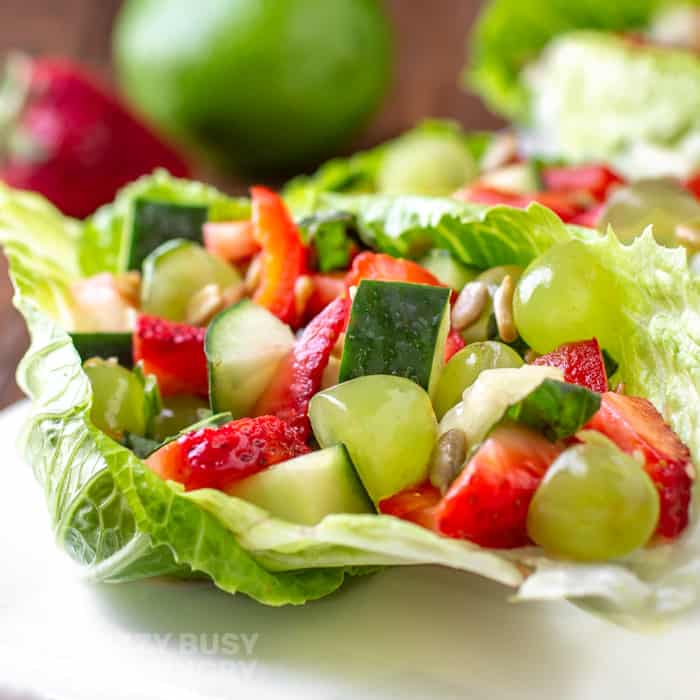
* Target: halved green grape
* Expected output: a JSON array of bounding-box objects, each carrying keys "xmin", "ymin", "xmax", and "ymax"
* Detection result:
[
  {"xmin": 309, "ymin": 375, "xmax": 437, "ymax": 503},
  {"xmin": 598, "ymin": 178, "xmax": 700, "ymax": 247},
  {"xmin": 419, "ymin": 249, "xmax": 479, "ymax": 290},
  {"xmin": 378, "ymin": 134, "xmax": 477, "ymax": 196},
  {"xmin": 151, "ymin": 394, "xmax": 210, "ymax": 442},
  {"xmin": 513, "ymin": 240, "xmax": 618, "ymax": 354},
  {"xmin": 84, "ymin": 359, "xmax": 147, "ymax": 440},
  {"xmin": 527, "ymin": 441, "xmax": 660, "ymax": 561},
  {"xmin": 141, "ymin": 239, "xmax": 241, "ymax": 322},
  {"xmin": 433, "ymin": 341, "xmax": 523, "ymax": 419}
]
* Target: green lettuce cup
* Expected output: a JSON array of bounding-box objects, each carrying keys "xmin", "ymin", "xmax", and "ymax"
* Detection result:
[{"xmin": 2, "ymin": 172, "xmax": 700, "ymax": 624}]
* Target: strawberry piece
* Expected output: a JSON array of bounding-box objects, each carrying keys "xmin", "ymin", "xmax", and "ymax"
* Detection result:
[
  {"xmin": 251, "ymin": 186, "xmax": 308, "ymax": 328},
  {"xmin": 533, "ymin": 338, "xmax": 608, "ymax": 393},
  {"xmin": 133, "ymin": 315, "xmax": 208, "ymax": 397},
  {"xmin": 569, "ymin": 203, "xmax": 604, "ymax": 229},
  {"xmin": 586, "ymin": 392, "xmax": 694, "ymax": 538},
  {"xmin": 146, "ymin": 415, "xmax": 310, "ymax": 491},
  {"xmin": 0, "ymin": 55, "xmax": 189, "ymax": 218},
  {"xmin": 541, "ymin": 165, "xmax": 624, "ymax": 202},
  {"xmin": 435, "ymin": 424, "xmax": 564, "ymax": 548},
  {"xmin": 345, "ymin": 251, "xmax": 442, "ymax": 290},
  {"xmin": 379, "ymin": 482, "xmax": 441, "ymax": 530},
  {"xmin": 686, "ymin": 171, "xmax": 700, "ymax": 200},
  {"xmin": 255, "ymin": 296, "xmax": 350, "ymax": 441},
  {"xmin": 203, "ymin": 220, "xmax": 259, "ymax": 263},
  {"xmin": 445, "ymin": 329, "xmax": 466, "ymax": 362},
  {"xmin": 453, "ymin": 184, "xmax": 530, "ymax": 209},
  {"xmin": 304, "ymin": 272, "xmax": 346, "ymax": 321}
]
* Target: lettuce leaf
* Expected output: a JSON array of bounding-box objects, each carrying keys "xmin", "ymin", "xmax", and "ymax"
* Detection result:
[
  {"xmin": 467, "ymin": 0, "xmax": 676, "ymax": 119},
  {"xmin": 4, "ymin": 174, "xmax": 700, "ymax": 622}
]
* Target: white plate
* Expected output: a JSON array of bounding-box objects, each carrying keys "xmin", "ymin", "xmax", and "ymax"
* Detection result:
[{"xmin": 1, "ymin": 401, "xmax": 699, "ymax": 700}]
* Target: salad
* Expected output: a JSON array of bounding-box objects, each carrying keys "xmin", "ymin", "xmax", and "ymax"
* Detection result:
[
  {"xmin": 468, "ymin": 0, "xmax": 700, "ymax": 178},
  {"xmin": 3, "ymin": 169, "xmax": 700, "ymax": 625}
]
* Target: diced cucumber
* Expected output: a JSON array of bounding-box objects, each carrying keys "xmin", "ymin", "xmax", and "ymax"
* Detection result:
[
  {"xmin": 125, "ymin": 198, "xmax": 208, "ymax": 271},
  {"xmin": 71, "ymin": 332, "xmax": 133, "ymax": 368},
  {"xmin": 141, "ymin": 239, "xmax": 241, "ymax": 321},
  {"xmin": 309, "ymin": 375, "xmax": 437, "ymax": 503},
  {"xmin": 339, "ymin": 280, "xmax": 451, "ymax": 398},
  {"xmin": 226, "ymin": 445, "xmax": 374, "ymax": 525},
  {"xmin": 419, "ymin": 249, "xmax": 479, "ymax": 290},
  {"xmin": 480, "ymin": 162, "xmax": 543, "ymax": 194},
  {"xmin": 206, "ymin": 300, "xmax": 295, "ymax": 418}
]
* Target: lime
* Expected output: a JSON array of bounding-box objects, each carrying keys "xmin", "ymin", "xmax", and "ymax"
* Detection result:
[{"xmin": 113, "ymin": 0, "xmax": 392, "ymax": 175}]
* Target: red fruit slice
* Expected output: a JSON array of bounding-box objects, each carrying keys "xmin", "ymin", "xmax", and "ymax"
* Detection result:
[
  {"xmin": 254, "ymin": 296, "xmax": 350, "ymax": 441},
  {"xmin": 203, "ymin": 220, "xmax": 259, "ymax": 263},
  {"xmin": 586, "ymin": 392, "xmax": 694, "ymax": 538},
  {"xmin": 304, "ymin": 272, "xmax": 346, "ymax": 320},
  {"xmin": 146, "ymin": 415, "xmax": 310, "ymax": 491},
  {"xmin": 133, "ymin": 315, "xmax": 208, "ymax": 397},
  {"xmin": 345, "ymin": 251, "xmax": 442, "ymax": 290},
  {"xmin": 435, "ymin": 424, "xmax": 564, "ymax": 548},
  {"xmin": 444, "ymin": 329, "xmax": 466, "ymax": 362},
  {"xmin": 533, "ymin": 338, "xmax": 608, "ymax": 393},
  {"xmin": 569, "ymin": 203, "xmax": 604, "ymax": 228},
  {"xmin": 379, "ymin": 482, "xmax": 441, "ymax": 530},
  {"xmin": 541, "ymin": 165, "xmax": 624, "ymax": 202}
]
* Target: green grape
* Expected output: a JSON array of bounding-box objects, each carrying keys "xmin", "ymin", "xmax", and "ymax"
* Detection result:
[
  {"xmin": 513, "ymin": 240, "xmax": 618, "ymax": 354},
  {"xmin": 309, "ymin": 375, "xmax": 437, "ymax": 503},
  {"xmin": 84, "ymin": 359, "xmax": 146, "ymax": 440},
  {"xmin": 151, "ymin": 394, "xmax": 210, "ymax": 442},
  {"xmin": 378, "ymin": 134, "xmax": 477, "ymax": 196},
  {"xmin": 433, "ymin": 341, "xmax": 523, "ymax": 419},
  {"xmin": 527, "ymin": 441, "xmax": 659, "ymax": 561}
]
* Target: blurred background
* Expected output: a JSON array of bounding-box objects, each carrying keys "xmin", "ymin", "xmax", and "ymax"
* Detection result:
[{"xmin": 0, "ymin": 0, "xmax": 500, "ymax": 408}]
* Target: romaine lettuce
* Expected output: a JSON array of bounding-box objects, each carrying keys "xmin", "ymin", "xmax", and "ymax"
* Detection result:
[{"xmin": 3, "ymin": 174, "xmax": 700, "ymax": 623}]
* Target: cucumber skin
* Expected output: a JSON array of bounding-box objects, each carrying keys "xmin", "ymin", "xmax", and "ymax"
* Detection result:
[
  {"xmin": 127, "ymin": 199, "xmax": 208, "ymax": 270},
  {"xmin": 339, "ymin": 280, "xmax": 451, "ymax": 393},
  {"xmin": 71, "ymin": 332, "xmax": 133, "ymax": 368}
]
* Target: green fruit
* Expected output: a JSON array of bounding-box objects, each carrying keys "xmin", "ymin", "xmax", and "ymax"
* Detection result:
[
  {"xmin": 378, "ymin": 133, "xmax": 477, "ymax": 196},
  {"xmin": 527, "ymin": 441, "xmax": 660, "ymax": 561},
  {"xmin": 84, "ymin": 359, "xmax": 147, "ymax": 440},
  {"xmin": 309, "ymin": 375, "xmax": 437, "ymax": 503},
  {"xmin": 152, "ymin": 394, "xmax": 210, "ymax": 442},
  {"xmin": 433, "ymin": 342, "xmax": 523, "ymax": 420},
  {"xmin": 513, "ymin": 240, "xmax": 617, "ymax": 354},
  {"xmin": 114, "ymin": 0, "xmax": 392, "ymax": 174}
]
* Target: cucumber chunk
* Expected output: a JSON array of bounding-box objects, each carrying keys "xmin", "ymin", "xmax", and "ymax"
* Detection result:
[
  {"xmin": 206, "ymin": 300, "xmax": 295, "ymax": 418},
  {"xmin": 126, "ymin": 198, "xmax": 208, "ymax": 271},
  {"xmin": 309, "ymin": 375, "xmax": 437, "ymax": 503},
  {"xmin": 71, "ymin": 332, "xmax": 133, "ymax": 368},
  {"xmin": 339, "ymin": 280, "xmax": 451, "ymax": 398},
  {"xmin": 419, "ymin": 249, "xmax": 478, "ymax": 291},
  {"xmin": 141, "ymin": 239, "xmax": 241, "ymax": 321},
  {"xmin": 226, "ymin": 445, "xmax": 373, "ymax": 525}
]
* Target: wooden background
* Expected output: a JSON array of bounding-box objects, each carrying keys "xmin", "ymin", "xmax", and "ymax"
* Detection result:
[{"xmin": 0, "ymin": 0, "xmax": 499, "ymax": 408}]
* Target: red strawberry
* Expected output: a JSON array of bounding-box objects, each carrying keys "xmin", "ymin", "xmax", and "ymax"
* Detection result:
[
  {"xmin": 146, "ymin": 415, "xmax": 310, "ymax": 491},
  {"xmin": 444, "ymin": 329, "xmax": 466, "ymax": 362},
  {"xmin": 586, "ymin": 392, "xmax": 694, "ymax": 538},
  {"xmin": 533, "ymin": 338, "xmax": 608, "ymax": 393},
  {"xmin": 0, "ymin": 55, "xmax": 190, "ymax": 218},
  {"xmin": 435, "ymin": 424, "xmax": 564, "ymax": 548},
  {"xmin": 379, "ymin": 482, "xmax": 441, "ymax": 530},
  {"xmin": 345, "ymin": 251, "xmax": 443, "ymax": 290},
  {"xmin": 133, "ymin": 315, "xmax": 208, "ymax": 397},
  {"xmin": 541, "ymin": 165, "xmax": 624, "ymax": 202},
  {"xmin": 255, "ymin": 296, "xmax": 350, "ymax": 441}
]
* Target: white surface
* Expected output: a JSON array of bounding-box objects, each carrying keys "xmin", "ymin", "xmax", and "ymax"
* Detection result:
[{"xmin": 1, "ymin": 401, "xmax": 699, "ymax": 700}]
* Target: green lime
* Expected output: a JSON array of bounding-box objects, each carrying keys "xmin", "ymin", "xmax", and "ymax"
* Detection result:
[{"xmin": 113, "ymin": 0, "xmax": 392, "ymax": 175}]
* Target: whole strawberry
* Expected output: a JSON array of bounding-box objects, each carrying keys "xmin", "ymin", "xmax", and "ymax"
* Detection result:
[{"xmin": 0, "ymin": 54, "xmax": 190, "ymax": 218}]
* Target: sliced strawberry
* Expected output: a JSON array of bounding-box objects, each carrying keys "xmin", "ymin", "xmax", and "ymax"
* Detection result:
[
  {"xmin": 435, "ymin": 424, "xmax": 564, "ymax": 548},
  {"xmin": 304, "ymin": 272, "xmax": 346, "ymax": 321},
  {"xmin": 533, "ymin": 338, "xmax": 608, "ymax": 393},
  {"xmin": 379, "ymin": 482, "xmax": 441, "ymax": 530},
  {"xmin": 586, "ymin": 392, "xmax": 694, "ymax": 538},
  {"xmin": 541, "ymin": 165, "xmax": 624, "ymax": 202},
  {"xmin": 569, "ymin": 203, "xmax": 604, "ymax": 228},
  {"xmin": 453, "ymin": 184, "xmax": 530, "ymax": 209},
  {"xmin": 146, "ymin": 415, "xmax": 310, "ymax": 491},
  {"xmin": 445, "ymin": 329, "xmax": 466, "ymax": 362},
  {"xmin": 203, "ymin": 220, "xmax": 259, "ymax": 263},
  {"xmin": 254, "ymin": 296, "xmax": 350, "ymax": 441},
  {"xmin": 345, "ymin": 251, "xmax": 442, "ymax": 290},
  {"xmin": 133, "ymin": 315, "xmax": 208, "ymax": 397}
]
